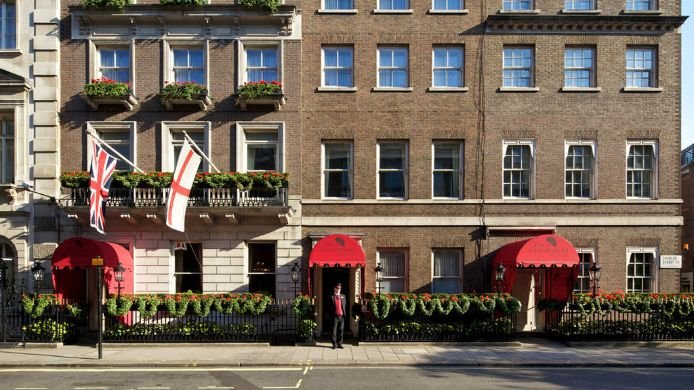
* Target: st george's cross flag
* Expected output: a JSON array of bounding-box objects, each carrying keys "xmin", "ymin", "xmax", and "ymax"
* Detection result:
[
  {"xmin": 165, "ymin": 138, "xmax": 202, "ymax": 232},
  {"xmin": 88, "ymin": 137, "xmax": 118, "ymax": 235}
]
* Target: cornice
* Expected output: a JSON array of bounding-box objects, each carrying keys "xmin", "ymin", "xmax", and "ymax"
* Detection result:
[{"xmin": 486, "ymin": 15, "xmax": 687, "ymax": 34}]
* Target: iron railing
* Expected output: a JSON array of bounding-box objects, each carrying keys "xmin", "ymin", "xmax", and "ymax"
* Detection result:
[
  {"xmin": 1, "ymin": 298, "xmax": 89, "ymax": 343},
  {"xmin": 104, "ymin": 299, "xmax": 304, "ymax": 345},
  {"xmin": 61, "ymin": 187, "xmax": 288, "ymax": 208}
]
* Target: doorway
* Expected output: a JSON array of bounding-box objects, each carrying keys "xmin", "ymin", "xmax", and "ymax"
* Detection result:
[
  {"xmin": 321, "ymin": 267, "xmax": 350, "ymax": 336},
  {"xmin": 512, "ymin": 268, "xmax": 545, "ymax": 332}
]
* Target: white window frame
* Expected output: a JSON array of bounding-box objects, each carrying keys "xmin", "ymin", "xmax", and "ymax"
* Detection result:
[
  {"xmin": 626, "ymin": 247, "xmax": 658, "ymax": 293},
  {"xmin": 431, "ymin": 249, "xmax": 462, "ymax": 293},
  {"xmin": 502, "ymin": 0, "xmax": 534, "ymax": 12},
  {"xmin": 431, "ymin": 0, "xmax": 466, "ymax": 12},
  {"xmin": 564, "ymin": 140, "xmax": 596, "ymax": 199},
  {"xmin": 377, "ymin": 249, "xmax": 408, "ymax": 293},
  {"xmin": 502, "ymin": 140, "xmax": 535, "ymax": 199},
  {"xmin": 0, "ymin": 1, "xmax": 16, "ymax": 50},
  {"xmin": 321, "ymin": 0, "xmax": 355, "ymax": 11},
  {"xmin": 502, "ymin": 46, "xmax": 535, "ymax": 88},
  {"xmin": 161, "ymin": 121, "xmax": 211, "ymax": 172},
  {"xmin": 625, "ymin": 47, "xmax": 657, "ymax": 89},
  {"xmin": 564, "ymin": 47, "xmax": 596, "ymax": 88},
  {"xmin": 564, "ymin": 0, "xmax": 597, "ymax": 11},
  {"xmin": 236, "ymin": 122, "xmax": 285, "ymax": 173},
  {"xmin": 239, "ymin": 40, "xmax": 283, "ymax": 85},
  {"xmin": 86, "ymin": 122, "xmax": 137, "ymax": 172},
  {"xmin": 377, "ymin": 141, "xmax": 409, "ymax": 200},
  {"xmin": 163, "ymin": 40, "xmax": 209, "ymax": 91},
  {"xmin": 321, "ymin": 46, "xmax": 354, "ymax": 89},
  {"xmin": 432, "ymin": 46, "xmax": 465, "ymax": 89},
  {"xmin": 432, "ymin": 141, "xmax": 464, "ymax": 199},
  {"xmin": 0, "ymin": 117, "xmax": 14, "ymax": 184},
  {"xmin": 246, "ymin": 241, "xmax": 278, "ymax": 295},
  {"xmin": 321, "ymin": 142, "xmax": 353, "ymax": 200},
  {"xmin": 376, "ymin": 46, "xmax": 410, "ymax": 89},
  {"xmin": 625, "ymin": 140, "xmax": 657, "ymax": 199},
  {"xmin": 377, "ymin": 0, "xmax": 411, "ymax": 12},
  {"xmin": 170, "ymin": 241, "xmax": 203, "ymax": 294},
  {"xmin": 573, "ymin": 249, "xmax": 596, "ymax": 293},
  {"xmin": 625, "ymin": 0, "xmax": 658, "ymax": 11},
  {"xmin": 89, "ymin": 41, "xmax": 136, "ymax": 95}
]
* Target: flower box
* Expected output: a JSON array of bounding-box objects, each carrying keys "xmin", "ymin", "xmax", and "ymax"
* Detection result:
[
  {"xmin": 235, "ymin": 80, "xmax": 285, "ymax": 111},
  {"xmin": 235, "ymin": 94, "xmax": 286, "ymax": 111},
  {"xmin": 83, "ymin": 77, "xmax": 137, "ymax": 111},
  {"xmin": 84, "ymin": 94, "xmax": 139, "ymax": 111},
  {"xmin": 160, "ymin": 82, "xmax": 211, "ymax": 111},
  {"xmin": 162, "ymin": 95, "xmax": 212, "ymax": 111}
]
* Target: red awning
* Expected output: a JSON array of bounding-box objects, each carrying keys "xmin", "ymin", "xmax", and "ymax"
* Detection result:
[
  {"xmin": 309, "ymin": 234, "xmax": 366, "ymax": 268},
  {"xmin": 51, "ymin": 237, "xmax": 134, "ymax": 299},
  {"xmin": 492, "ymin": 234, "xmax": 580, "ymax": 300}
]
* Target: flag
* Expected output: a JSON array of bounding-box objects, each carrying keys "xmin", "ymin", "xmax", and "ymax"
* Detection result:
[
  {"xmin": 166, "ymin": 139, "xmax": 202, "ymax": 232},
  {"xmin": 89, "ymin": 137, "xmax": 118, "ymax": 235}
]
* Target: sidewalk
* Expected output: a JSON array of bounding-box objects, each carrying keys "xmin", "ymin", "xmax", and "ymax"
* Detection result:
[{"xmin": 0, "ymin": 339, "xmax": 693, "ymax": 368}]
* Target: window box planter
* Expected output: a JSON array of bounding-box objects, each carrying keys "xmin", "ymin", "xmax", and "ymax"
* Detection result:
[
  {"xmin": 235, "ymin": 80, "xmax": 285, "ymax": 111},
  {"xmin": 235, "ymin": 94, "xmax": 286, "ymax": 111},
  {"xmin": 84, "ymin": 94, "xmax": 139, "ymax": 111},
  {"xmin": 83, "ymin": 78, "xmax": 137, "ymax": 110},
  {"xmin": 160, "ymin": 82, "xmax": 211, "ymax": 111},
  {"xmin": 161, "ymin": 95, "xmax": 212, "ymax": 111}
]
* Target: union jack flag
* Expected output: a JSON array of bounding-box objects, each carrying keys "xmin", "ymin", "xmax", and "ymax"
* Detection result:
[{"xmin": 89, "ymin": 139, "xmax": 118, "ymax": 234}]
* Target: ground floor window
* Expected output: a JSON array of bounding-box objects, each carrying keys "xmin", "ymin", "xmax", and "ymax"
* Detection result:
[
  {"xmin": 627, "ymin": 248, "xmax": 655, "ymax": 293},
  {"xmin": 248, "ymin": 242, "xmax": 276, "ymax": 297},
  {"xmin": 432, "ymin": 249, "xmax": 461, "ymax": 293},
  {"xmin": 573, "ymin": 250, "xmax": 594, "ymax": 293},
  {"xmin": 378, "ymin": 249, "xmax": 407, "ymax": 292},
  {"xmin": 174, "ymin": 243, "xmax": 202, "ymax": 293}
]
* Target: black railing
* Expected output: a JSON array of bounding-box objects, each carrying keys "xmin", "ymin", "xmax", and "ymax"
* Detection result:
[
  {"xmin": 62, "ymin": 187, "xmax": 288, "ymax": 208},
  {"xmin": 544, "ymin": 307, "xmax": 694, "ymax": 341},
  {"xmin": 104, "ymin": 299, "xmax": 302, "ymax": 345},
  {"xmin": 1, "ymin": 301, "xmax": 89, "ymax": 343}
]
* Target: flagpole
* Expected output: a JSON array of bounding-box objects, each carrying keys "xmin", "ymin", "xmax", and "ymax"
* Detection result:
[
  {"xmin": 182, "ymin": 131, "xmax": 221, "ymax": 173},
  {"xmin": 86, "ymin": 129, "xmax": 145, "ymax": 173}
]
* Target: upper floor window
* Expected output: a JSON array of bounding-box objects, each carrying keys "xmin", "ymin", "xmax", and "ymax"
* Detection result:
[
  {"xmin": 0, "ymin": 118, "xmax": 13, "ymax": 184},
  {"xmin": 322, "ymin": 46, "xmax": 354, "ymax": 88},
  {"xmin": 503, "ymin": 0, "xmax": 532, "ymax": 11},
  {"xmin": 246, "ymin": 46, "xmax": 279, "ymax": 82},
  {"xmin": 626, "ymin": 47, "xmax": 656, "ymax": 88},
  {"xmin": 564, "ymin": 0, "xmax": 596, "ymax": 10},
  {"xmin": 323, "ymin": 143, "xmax": 353, "ymax": 199},
  {"xmin": 172, "ymin": 130, "xmax": 205, "ymax": 173},
  {"xmin": 573, "ymin": 250, "xmax": 595, "ymax": 293},
  {"xmin": 626, "ymin": 0, "xmax": 657, "ymax": 11},
  {"xmin": 433, "ymin": 142, "xmax": 463, "ymax": 199},
  {"xmin": 324, "ymin": 0, "xmax": 354, "ymax": 9},
  {"xmin": 378, "ymin": 249, "xmax": 407, "ymax": 292},
  {"xmin": 87, "ymin": 122, "xmax": 137, "ymax": 172},
  {"xmin": 378, "ymin": 47, "xmax": 409, "ymax": 88},
  {"xmin": 378, "ymin": 142, "xmax": 408, "ymax": 199},
  {"xmin": 98, "ymin": 48, "xmax": 130, "ymax": 83},
  {"xmin": 565, "ymin": 142, "xmax": 595, "ymax": 199},
  {"xmin": 626, "ymin": 141, "xmax": 657, "ymax": 199},
  {"xmin": 162, "ymin": 122, "xmax": 210, "ymax": 172},
  {"xmin": 503, "ymin": 141, "xmax": 534, "ymax": 199},
  {"xmin": 0, "ymin": 1, "xmax": 16, "ymax": 50},
  {"xmin": 627, "ymin": 248, "xmax": 655, "ymax": 293},
  {"xmin": 564, "ymin": 47, "xmax": 595, "ymax": 88},
  {"xmin": 433, "ymin": 0, "xmax": 464, "ymax": 10},
  {"xmin": 432, "ymin": 47, "xmax": 464, "ymax": 88},
  {"xmin": 237, "ymin": 122, "xmax": 284, "ymax": 173},
  {"xmin": 172, "ymin": 47, "xmax": 204, "ymax": 84},
  {"xmin": 503, "ymin": 47, "xmax": 534, "ymax": 88},
  {"xmin": 379, "ymin": 0, "xmax": 409, "ymax": 10},
  {"xmin": 432, "ymin": 249, "xmax": 462, "ymax": 293}
]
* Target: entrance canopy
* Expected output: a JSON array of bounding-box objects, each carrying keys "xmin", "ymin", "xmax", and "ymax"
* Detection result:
[
  {"xmin": 309, "ymin": 234, "xmax": 366, "ymax": 268},
  {"xmin": 492, "ymin": 234, "xmax": 580, "ymax": 300},
  {"xmin": 51, "ymin": 237, "xmax": 134, "ymax": 299}
]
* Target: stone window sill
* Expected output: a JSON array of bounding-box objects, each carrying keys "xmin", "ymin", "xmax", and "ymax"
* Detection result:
[
  {"xmin": 317, "ymin": 9, "xmax": 358, "ymax": 14},
  {"xmin": 498, "ymin": 9, "xmax": 541, "ymax": 14},
  {"xmin": 0, "ymin": 49, "xmax": 22, "ymax": 58},
  {"xmin": 622, "ymin": 10, "xmax": 662, "ymax": 15},
  {"xmin": 373, "ymin": 9, "xmax": 414, "ymax": 14},
  {"xmin": 427, "ymin": 9, "xmax": 469, "ymax": 14},
  {"xmin": 622, "ymin": 87, "xmax": 663, "ymax": 93},
  {"xmin": 561, "ymin": 87, "xmax": 601, "ymax": 93},
  {"xmin": 428, "ymin": 87, "xmax": 469, "ymax": 92},
  {"xmin": 561, "ymin": 9, "xmax": 602, "ymax": 14},
  {"xmin": 498, "ymin": 87, "xmax": 540, "ymax": 92},
  {"xmin": 317, "ymin": 86, "xmax": 358, "ymax": 92},
  {"xmin": 372, "ymin": 87, "xmax": 414, "ymax": 92}
]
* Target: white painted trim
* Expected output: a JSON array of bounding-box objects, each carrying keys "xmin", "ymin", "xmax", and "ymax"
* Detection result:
[
  {"xmin": 163, "ymin": 41, "xmax": 208, "ymax": 91},
  {"xmin": 564, "ymin": 140, "xmax": 597, "ymax": 200},
  {"xmin": 86, "ymin": 121, "xmax": 138, "ymax": 171},
  {"xmin": 625, "ymin": 140, "xmax": 658, "ymax": 200},
  {"xmin": 321, "ymin": 45, "xmax": 354, "ymax": 88},
  {"xmin": 321, "ymin": 141, "xmax": 354, "ymax": 200},
  {"xmin": 377, "ymin": 141, "xmax": 409, "ymax": 200},
  {"xmin": 502, "ymin": 139, "xmax": 535, "ymax": 199},
  {"xmin": 235, "ymin": 121, "xmax": 285, "ymax": 173},
  {"xmin": 161, "ymin": 121, "xmax": 211, "ymax": 172},
  {"xmin": 626, "ymin": 246, "xmax": 659, "ymax": 293},
  {"xmin": 431, "ymin": 45, "xmax": 465, "ymax": 89},
  {"xmin": 301, "ymin": 216, "xmax": 683, "ymax": 227},
  {"xmin": 431, "ymin": 141, "xmax": 464, "ymax": 200},
  {"xmin": 431, "ymin": 248, "xmax": 463, "ymax": 293},
  {"xmin": 238, "ymin": 40, "xmax": 283, "ymax": 87},
  {"xmin": 376, "ymin": 45, "xmax": 409, "ymax": 89}
]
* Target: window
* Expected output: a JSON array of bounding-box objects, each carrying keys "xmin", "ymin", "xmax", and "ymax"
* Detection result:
[
  {"xmin": 626, "ymin": 47, "xmax": 656, "ymax": 88},
  {"xmin": 0, "ymin": 119, "xmax": 13, "ymax": 184},
  {"xmin": 323, "ymin": 143, "xmax": 353, "ymax": 199},
  {"xmin": 379, "ymin": 0, "xmax": 409, "ymax": 10},
  {"xmin": 433, "ymin": 142, "xmax": 463, "ymax": 199},
  {"xmin": 378, "ymin": 250, "xmax": 407, "ymax": 292},
  {"xmin": 248, "ymin": 242, "xmax": 276, "ymax": 297},
  {"xmin": 433, "ymin": 0, "xmax": 464, "ymax": 10},
  {"xmin": 626, "ymin": 141, "xmax": 657, "ymax": 199},
  {"xmin": 564, "ymin": 0, "xmax": 596, "ymax": 10},
  {"xmin": 0, "ymin": 241, "xmax": 16, "ymax": 287},
  {"xmin": 172, "ymin": 47, "xmax": 204, "ymax": 84},
  {"xmin": 237, "ymin": 122, "xmax": 284, "ymax": 173},
  {"xmin": 432, "ymin": 47, "xmax": 464, "ymax": 88},
  {"xmin": 174, "ymin": 243, "xmax": 202, "ymax": 293},
  {"xmin": 324, "ymin": 0, "xmax": 353, "ymax": 9},
  {"xmin": 626, "ymin": 0, "xmax": 656, "ymax": 11},
  {"xmin": 322, "ymin": 46, "xmax": 354, "ymax": 88},
  {"xmin": 564, "ymin": 47, "xmax": 595, "ymax": 88},
  {"xmin": 87, "ymin": 122, "xmax": 136, "ymax": 172},
  {"xmin": 565, "ymin": 142, "xmax": 595, "ymax": 199},
  {"xmin": 503, "ymin": 141, "xmax": 534, "ymax": 199},
  {"xmin": 627, "ymin": 248, "xmax": 655, "ymax": 292},
  {"xmin": 378, "ymin": 47, "xmax": 409, "ymax": 88},
  {"xmin": 162, "ymin": 122, "xmax": 210, "ymax": 172},
  {"xmin": 503, "ymin": 47, "xmax": 534, "ymax": 88},
  {"xmin": 0, "ymin": 1, "xmax": 15, "ymax": 50},
  {"xmin": 432, "ymin": 249, "xmax": 461, "ymax": 293},
  {"xmin": 503, "ymin": 0, "xmax": 532, "ymax": 11},
  {"xmin": 98, "ymin": 48, "xmax": 130, "ymax": 83},
  {"xmin": 573, "ymin": 250, "xmax": 595, "ymax": 293},
  {"xmin": 378, "ymin": 142, "xmax": 408, "ymax": 199},
  {"xmin": 246, "ymin": 46, "xmax": 279, "ymax": 82}
]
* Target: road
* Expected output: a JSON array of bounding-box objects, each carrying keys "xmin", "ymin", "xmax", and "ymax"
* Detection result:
[{"xmin": 0, "ymin": 366, "xmax": 691, "ymax": 390}]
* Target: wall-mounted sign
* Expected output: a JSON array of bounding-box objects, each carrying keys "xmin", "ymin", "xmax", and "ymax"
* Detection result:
[{"xmin": 660, "ymin": 255, "xmax": 682, "ymax": 269}]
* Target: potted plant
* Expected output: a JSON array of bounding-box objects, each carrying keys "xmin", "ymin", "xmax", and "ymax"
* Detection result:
[
  {"xmin": 83, "ymin": 77, "xmax": 138, "ymax": 110},
  {"xmin": 160, "ymin": 81, "xmax": 211, "ymax": 111},
  {"xmin": 235, "ymin": 80, "xmax": 286, "ymax": 111},
  {"xmin": 238, "ymin": 0, "xmax": 280, "ymax": 13},
  {"xmin": 81, "ymin": 0, "xmax": 132, "ymax": 10}
]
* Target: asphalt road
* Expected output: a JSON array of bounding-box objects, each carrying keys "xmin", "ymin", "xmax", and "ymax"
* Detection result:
[{"xmin": 0, "ymin": 367, "xmax": 692, "ymax": 390}]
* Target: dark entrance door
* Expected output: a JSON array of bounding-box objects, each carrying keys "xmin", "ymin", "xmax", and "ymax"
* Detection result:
[{"xmin": 322, "ymin": 267, "xmax": 350, "ymax": 335}]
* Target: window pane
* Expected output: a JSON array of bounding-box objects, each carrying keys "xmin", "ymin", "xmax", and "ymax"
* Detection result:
[
  {"xmin": 247, "ymin": 145, "xmax": 277, "ymax": 171},
  {"xmin": 432, "ymin": 279, "xmax": 460, "ymax": 293},
  {"xmin": 174, "ymin": 243, "xmax": 202, "ymax": 293},
  {"xmin": 380, "ymin": 172, "xmax": 405, "ymax": 198},
  {"xmin": 325, "ymin": 144, "xmax": 351, "ymax": 169},
  {"xmin": 433, "ymin": 172, "xmax": 459, "ymax": 198},
  {"xmin": 380, "ymin": 144, "xmax": 405, "ymax": 169},
  {"xmin": 434, "ymin": 144, "xmax": 459, "ymax": 170},
  {"xmin": 325, "ymin": 172, "xmax": 351, "ymax": 198}
]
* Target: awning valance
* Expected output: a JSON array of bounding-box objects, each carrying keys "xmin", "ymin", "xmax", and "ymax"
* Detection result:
[{"xmin": 309, "ymin": 234, "xmax": 366, "ymax": 268}]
